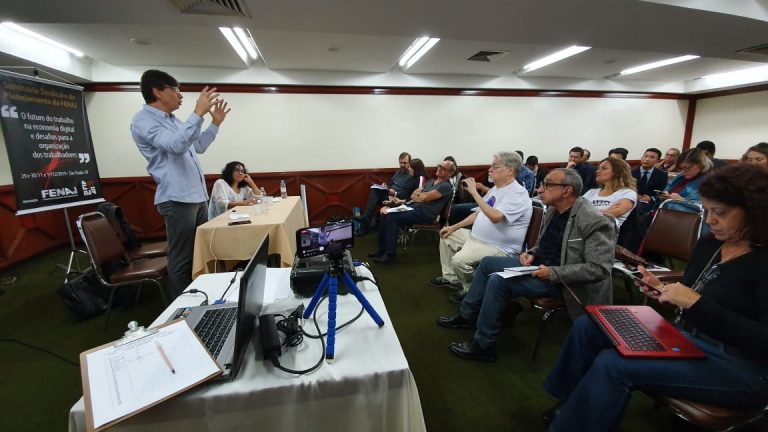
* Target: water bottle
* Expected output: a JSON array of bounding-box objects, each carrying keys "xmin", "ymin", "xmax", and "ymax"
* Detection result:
[
  {"xmin": 260, "ymin": 186, "xmax": 267, "ymax": 198},
  {"xmin": 280, "ymin": 180, "xmax": 288, "ymax": 199}
]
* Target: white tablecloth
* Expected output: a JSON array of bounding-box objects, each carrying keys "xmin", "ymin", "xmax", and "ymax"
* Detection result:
[{"xmin": 68, "ymin": 268, "xmax": 426, "ymax": 432}]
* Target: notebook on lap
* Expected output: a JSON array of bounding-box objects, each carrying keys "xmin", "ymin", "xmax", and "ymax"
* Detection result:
[
  {"xmin": 561, "ymin": 281, "xmax": 705, "ymax": 359},
  {"xmin": 183, "ymin": 235, "xmax": 269, "ymax": 380}
]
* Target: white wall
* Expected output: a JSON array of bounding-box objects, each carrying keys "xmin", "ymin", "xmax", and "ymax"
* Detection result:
[
  {"xmin": 1, "ymin": 91, "xmax": 689, "ymax": 184},
  {"xmin": 690, "ymin": 90, "xmax": 768, "ymax": 159}
]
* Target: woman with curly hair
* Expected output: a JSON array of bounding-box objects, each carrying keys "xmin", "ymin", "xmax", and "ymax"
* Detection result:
[
  {"xmin": 543, "ymin": 163, "xmax": 768, "ymax": 431},
  {"xmin": 582, "ymin": 157, "xmax": 637, "ymax": 228},
  {"xmin": 208, "ymin": 161, "xmax": 260, "ymax": 220}
]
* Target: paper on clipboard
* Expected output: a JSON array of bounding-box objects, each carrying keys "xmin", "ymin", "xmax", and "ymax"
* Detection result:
[
  {"xmin": 80, "ymin": 319, "xmax": 221, "ymax": 431},
  {"xmin": 493, "ymin": 266, "xmax": 539, "ymax": 278}
]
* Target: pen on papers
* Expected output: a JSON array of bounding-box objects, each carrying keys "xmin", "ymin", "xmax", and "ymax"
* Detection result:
[{"xmin": 155, "ymin": 341, "xmax": 175, "ymax": 375}]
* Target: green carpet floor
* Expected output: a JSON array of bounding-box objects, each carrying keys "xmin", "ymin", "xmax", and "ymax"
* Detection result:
[{"xmin": 0, "ymin": 237, "xmax": 763, "ymax": 431}]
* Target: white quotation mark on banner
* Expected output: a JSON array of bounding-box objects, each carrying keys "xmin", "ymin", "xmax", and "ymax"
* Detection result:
[
  {"xmin": 1, "ymin": 105, "xmax": 19, "ymax": 118},
  {"xmin": 78, "ymin": 153, "xmax": 90, "ymax": 163}
]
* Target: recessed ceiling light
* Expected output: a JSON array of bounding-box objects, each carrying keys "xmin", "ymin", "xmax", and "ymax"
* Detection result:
[
  {"xmin": 219, "ymin": 27, "xmax": 262, "ymax": 65},
  {"xmin": 1, "ymin": 21, "xmax": 84, "ymax": 57},
  {"xmin": 619, "ymin": 55, "xmax": 699, "ymax": 76},
  {"xmin": 520, "ymin": 45, "xmax": 591, "ymax": 74},
  {"xmin": 700, "ymin": 64, "xmax": 768, "ymax": 87},
  {"xmin": 398, "ymin": 36, "xmax": 440, "ymax": 70}
]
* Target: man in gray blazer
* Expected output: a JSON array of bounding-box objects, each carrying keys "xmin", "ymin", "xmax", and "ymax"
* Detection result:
[{"xmin": 437, "ymin": 168, "xmax": 616, "ymax": 362}]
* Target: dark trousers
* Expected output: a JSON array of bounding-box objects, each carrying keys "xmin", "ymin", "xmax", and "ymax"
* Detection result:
[
  {"xmin": 361, "ymin": 189, "xmax": 389, "ymax": 225},
  {"xmin": 375, "ymin": 208, "xmax": 432, "ymax": 255},
  {"xmin": 545, "ymin": 315, "xmax": 768, "ymax": 431},
  {"xmin": 156, "ymin": 201, "xmax": 208, "ymax": 299},
  {"xmin": 448, "ymin": 202, "xmax": 477, "ymax": 225}
]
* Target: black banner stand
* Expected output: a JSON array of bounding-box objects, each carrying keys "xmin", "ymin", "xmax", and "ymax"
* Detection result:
[{"xmin": 0, "ymin": 67, "xmax": 104, "ymax": 282}]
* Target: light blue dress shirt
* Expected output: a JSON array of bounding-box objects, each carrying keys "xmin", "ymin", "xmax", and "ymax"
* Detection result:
[{"xmin": 131, "ymin": 105, "xmax": 219, "ymax": 205}]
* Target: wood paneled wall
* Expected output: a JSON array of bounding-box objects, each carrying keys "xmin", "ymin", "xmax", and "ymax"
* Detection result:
[{"xmin": 0, "ymin": 163, "xmax": 509, "ymax": 270}]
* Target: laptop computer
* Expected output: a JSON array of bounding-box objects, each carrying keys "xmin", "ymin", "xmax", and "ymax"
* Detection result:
[
  {"xmin": 184, "ymin": 234, "xmax": 269, "ymax": 380},
  {"xmin": 561, "ymin": 281, "xmax": 705, "ymax": 359}
]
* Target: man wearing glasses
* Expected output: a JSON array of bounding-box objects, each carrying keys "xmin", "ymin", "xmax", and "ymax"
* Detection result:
[
  {"xmin": 438, "ymin": 168, "xmax": 615, "ymax": 362},
  {"xmin": 131, "ymin": 69, "xmax": 231, "ymax": 298},
  {"xmin": 429, "ymin": 152, "xmax": 532, "ymax": 304},
  {"xmin": 370, "ymin": 160, "xmax": 456, "ymax": 263}
]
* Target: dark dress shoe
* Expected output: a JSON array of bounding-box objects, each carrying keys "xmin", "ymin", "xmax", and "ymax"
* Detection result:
[
  {"xmin": 542, "ymin": 401, "xmax": 563, "ymax": 425},
  {"xmin": 449, "ymin": 291, "xmax": 467, "ymax": 304},
  {"xmin": 367, "ymin": 251, "xmax": 383, "ymax": 258},
  {"xmin": 428, "ymin": 277, "xmax": 462, "ymax": 290},
  {"xmin": 373, "ymin": 254, "xmax": 398, "ymax": 264},
  {"xmin": 449, "ymin": 341, "xmax": 497, "ymax": 362},
  {"xmin": 437, "ymin": 313, "xmax": 475, "ymax": 329}
]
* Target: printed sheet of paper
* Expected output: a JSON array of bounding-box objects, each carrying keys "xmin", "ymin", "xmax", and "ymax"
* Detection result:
[
  {"xmin": 84, "ymin": 320, "xmax": 220, "ymax": 430},
  {"xmin": 494, "ymin": 266, "xmax": 539, "ymax": 279}
]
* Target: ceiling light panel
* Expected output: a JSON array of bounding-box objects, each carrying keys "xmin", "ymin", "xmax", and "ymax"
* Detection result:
[
  {"xmin": 398, "ymin": 36, "xmax": 440, "ymax": 70},
  {"xmin": 1, "ymin": 22, "xmax": 84, "ymax": 57},
  {"xmin": 219, "ymin": 26, "xmax": 262, "ymax": 65},
  {"xmin": 619, "ymin": 54, "xmax": 700, "ymax": 76},
  {"xmin": 520, "ymin": 45, "xmax": 590, "ymax": 74}
]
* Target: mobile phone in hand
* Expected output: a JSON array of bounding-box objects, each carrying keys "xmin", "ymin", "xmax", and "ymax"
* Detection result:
[{"xmin": 628, "ymin": 273, "xmax": 662, "ymax": 295}]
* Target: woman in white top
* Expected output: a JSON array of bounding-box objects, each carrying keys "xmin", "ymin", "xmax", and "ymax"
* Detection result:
[
  {"xmin": 582, "ymin": 157, "xmax": 637, "ymax": 228},
  {"xmin": 208, "ymin": 161, "xmax": 260, "ymax": 220}
]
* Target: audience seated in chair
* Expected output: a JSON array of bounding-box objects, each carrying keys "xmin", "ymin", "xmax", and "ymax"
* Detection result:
[
  {"xmin": 742, "ymin": 142, "xmax": 768, "ymax": 169},
  {"xmin": 428, "ymin": 151, "xmax": 532, "ymax": 303},
  {"xmin": 436, "ymin": 168, "xmax": 615, "ymax": 362},
  {"xmin": 543, "ymin": 163, "xmax": 768, "ymax": 431},
  {"xmin": 369, "ymin": 160, "xmax": 455, "ymax": 264},
  {"xmin": 583, "ymin": 157, "xmax": 637, "ymax": 229},
  {"xmin": 356, "ymin": 152, "xmax": 417, "ymax": 232},
  {"xmin": 656, "ymin": 147, "xmax": 681, "ymax": 172},
  {"xmin": 563, "ymin": 146, "xmax": 596, "ymax": 194}
]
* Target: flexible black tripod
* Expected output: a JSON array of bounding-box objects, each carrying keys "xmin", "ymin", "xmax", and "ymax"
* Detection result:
[{"xmin": 303, "ymin": 252, "xmax": 384, "ymax": 360}]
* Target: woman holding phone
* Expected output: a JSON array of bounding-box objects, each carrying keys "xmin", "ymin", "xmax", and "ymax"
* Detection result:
[
  {"xmin": 208, "ymin": 161, "xmax": 260, "ymax": 220},
  {"xmin": 657, "ymin": 148, "xmax": 712, "ymax": 203},
  {"xmin": 542, "ymin": 163, "xmax": 768, "ymax": 431}
]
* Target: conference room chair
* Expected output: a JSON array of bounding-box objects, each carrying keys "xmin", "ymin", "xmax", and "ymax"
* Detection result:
[
  {"xmin": 649, "ymin": 394, "xmax": 767, "ymax": 432},
  {"xmin": 77, "ymin": 212, "xmax": 168, "ymax": 329},
  {"xmin": 400, "ymin": 193, "xmax": 454, "ymax": 251},
  {"xmin": 96, "ymin": 202, "xmax": 168, "ymax": 260}
]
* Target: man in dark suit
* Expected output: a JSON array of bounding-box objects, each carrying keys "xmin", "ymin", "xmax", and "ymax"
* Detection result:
[
  {"xmin": 632, "ymin": 148, "xmax": 668, "ymax": 206},
  {"xmin": 619, "ymin": 148, "xmax": 668, "ymax": 252}
]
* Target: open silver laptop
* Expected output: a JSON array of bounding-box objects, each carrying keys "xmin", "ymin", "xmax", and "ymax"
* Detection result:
[{"xmin": 184, "ymin": 234, "xmax": 269, "ymax": 380}]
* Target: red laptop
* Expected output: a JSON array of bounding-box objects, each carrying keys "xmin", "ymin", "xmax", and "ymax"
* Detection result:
[{"xmin": 562, "ymin": 282, "xmax": 705, "ymax": 359}]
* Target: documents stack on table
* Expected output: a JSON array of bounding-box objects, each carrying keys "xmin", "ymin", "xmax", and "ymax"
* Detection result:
[{"xmin": 69, "ymin": 267, "xmax": 426, "ymax": 432}]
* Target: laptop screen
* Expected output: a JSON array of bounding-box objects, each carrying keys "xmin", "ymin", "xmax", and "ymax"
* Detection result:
[{"xmin": 231, "ymin": 234, "xmax": 269, "ymax": 379}]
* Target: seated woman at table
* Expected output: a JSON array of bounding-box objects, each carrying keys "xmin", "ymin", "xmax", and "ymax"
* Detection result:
[
  {"xmin": 208, "ymin": 161, "xmax": 260, "ymax": 220},
  {"xmin": 582, "ymin": 157, "xmax": 637, "ymax": 228},
  {"xmin": 543, "ymin": 163, "xmax": 768, "ymax": 431}
]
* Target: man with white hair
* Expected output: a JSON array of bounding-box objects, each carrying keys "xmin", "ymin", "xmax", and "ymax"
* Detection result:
[{"xmin": 429, "ymin": 152, "xmax": 532, "ymax": 303}]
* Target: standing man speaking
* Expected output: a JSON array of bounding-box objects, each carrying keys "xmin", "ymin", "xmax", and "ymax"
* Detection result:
[{"xmin": 131, "ymin": 70, "xmax": 231, "ymax": 298}]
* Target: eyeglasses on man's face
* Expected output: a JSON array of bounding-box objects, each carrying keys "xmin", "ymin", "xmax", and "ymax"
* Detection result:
[
  {"xmin": 436, "ymin": 165, "xmax": 453, "ymax": 172},
  {"xmin": 489, "ymin": 164, "xmax": 507, "ymax": 171},
  {"xmin": 540, "ymin": 180, "xmax": 568, "ymax": 189},
  {"xmin": 164, "ymin": 86, "xmax": 181, "ymax": 94}
]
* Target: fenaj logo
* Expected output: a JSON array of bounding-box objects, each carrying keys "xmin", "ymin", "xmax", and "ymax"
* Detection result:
[{"xmin": 42, "ymin": 187, "xmax": 78, "ymax": 199}]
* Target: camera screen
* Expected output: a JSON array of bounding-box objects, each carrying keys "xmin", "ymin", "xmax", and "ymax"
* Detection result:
[{"xmin": 295, "ymin": 220, "xmax": 354, "ymax": 258}]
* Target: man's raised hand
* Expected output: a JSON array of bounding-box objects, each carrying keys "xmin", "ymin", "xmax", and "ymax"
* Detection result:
[
  {"xmin": 194, "ymin": 86, "xmax": 221, "ymax": 117},
  {"xmin": 210, "ymin": 100, "xmax": 230, "ymax": 126}
]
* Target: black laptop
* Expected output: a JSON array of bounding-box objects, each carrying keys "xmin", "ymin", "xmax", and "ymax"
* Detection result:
[{"xmin": 183, "ymin": 235, "xmax": 269, "ymax": 380}]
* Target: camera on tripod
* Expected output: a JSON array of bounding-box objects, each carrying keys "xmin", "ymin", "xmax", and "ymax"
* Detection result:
[
  {"xmin": 295, "ymin": 219, "xmax": 354, "ymax": 259},
  {"xmin": 291, "ymin": 220, "xmax": 356, "ymax": 297}
]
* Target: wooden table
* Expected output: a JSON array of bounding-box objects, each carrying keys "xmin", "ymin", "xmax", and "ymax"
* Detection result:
[{"xmin": 191, "ymin": 196, "xmax": 306, "ymax": 279}]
